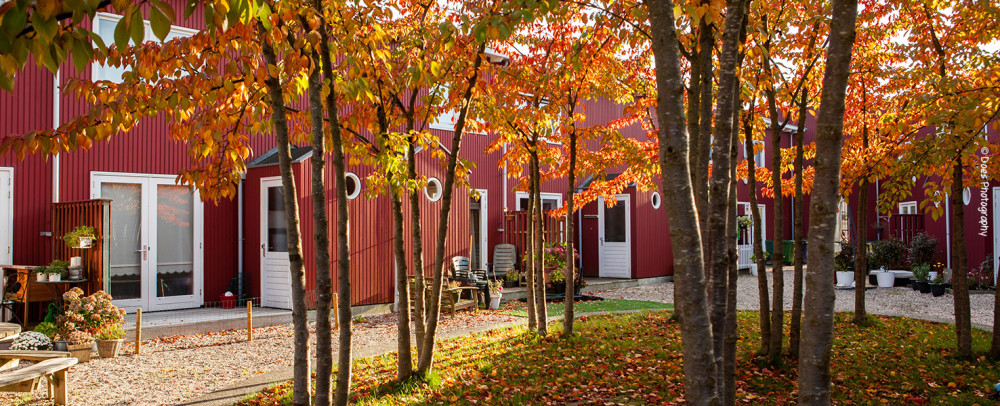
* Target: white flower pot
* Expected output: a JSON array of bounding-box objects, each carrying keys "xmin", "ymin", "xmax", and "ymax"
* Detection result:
[
  {"xmin": 876, "ymin": 272, "xmax": 896, "ymax": 288},
  {"xmin": 35, "ymin": 273, "xmax": 46, "ymax": 282},
  {"xmin": 76, "ymin": 237, "xmax": 93, "ymax": 249},
  {"xmin": 928, "ymin": 271, "xmax": 939, "ymax": 282},
  {"xmin": 836, "ymin": 271, "xmax": 854, "ymax": 287},
  {"xmin": 47, "ymin": 274, "xmax": 61, "ymax": 282},
  {"xmin": 489, "ymin": 294, "xmax": 502, "ymax": 310}
]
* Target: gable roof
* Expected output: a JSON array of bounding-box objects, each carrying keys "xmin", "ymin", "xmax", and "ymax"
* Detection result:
[{"xmin": 247, "ymin": 146, "xmax": 313, "ymax": 168}]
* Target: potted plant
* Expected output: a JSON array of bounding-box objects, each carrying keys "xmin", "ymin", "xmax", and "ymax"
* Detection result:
[
  {"xmin": 33, "ymin": 321, "xmax": 58, "ymax": 340},
  {"xmin": 57, "ymin": 288, "xmax": 126, "ymax": 362},
  {"xmin": 969, "ymin": 257, "xmax": 995, "ymax": 291},
  {"xmin": 487, "ymin": 279, "xmax": 503, "ymax": 309},
  {"xmin": 504, "ymin": 270, "xmax": 520, "ymax": 287},
  {"xmin": 539, "ymin": 243, "xmax": 581, "ymax": 295},
  {"xmin": 45, "ymin": 263, "xmax": 66, "ymax": 282},
  {"xmin": 32, "ymin": 266, "xmax": 47, "ymax": 282},
  {"xmin": 10, "ymin": 331, "xmax": 53, "ymax": 351},
  {"xmin": 834, "ymin": 246, "xmax": 854, "ymax": 287},
  {"xmin": 913, "ymin": 263, "xmax": 931, "ymax": 293},
  {"xmin": 930, "ymin": 273, "xmax": 947, "ymax": 297},
  {"xmin": 95, "ymin": 324, "xmax": 126, "ymax": 358},
  {"xmin": 63, "ymin": 225, "xmax": 97, "ymax": 249},
  {"xmin": 875, "ymin": 267, "xmax": 896, "ymax": 288},
  {"xmin": 869, "ymin": 238, "xmax": 907, "ymax": 285}
]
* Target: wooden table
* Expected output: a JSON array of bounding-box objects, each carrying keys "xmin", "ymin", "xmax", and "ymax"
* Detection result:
[
  {"xmin": 0, "ymin": 323, "xmax": 19, "ymax": 340},
  {"xmin": 35, "ymin": 279, "xmax": 90, "ymax": 309},
  {"xmin": 1, "ymin": 266, "xmax": 89, "ymax": 324}
]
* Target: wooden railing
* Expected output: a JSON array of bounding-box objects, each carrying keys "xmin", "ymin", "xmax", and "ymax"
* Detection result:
[
  {"xmin": 888, "ymin": 213, "xmax": 925, "ymax": 245},
  {"xmin": 503, "ymin": 210, "xmax": 566, "ymax": 259},
  {"xmin": 52, "ymin": 200, "xmax": 111, "ymax": 295}
]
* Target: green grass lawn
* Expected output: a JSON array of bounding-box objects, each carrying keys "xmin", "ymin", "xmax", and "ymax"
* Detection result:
[
  {"xmin": 500, "ymin": 298, "xmax": 673, "ymax": 317},
  {"xmin": 239, "ymin": 311, "xmax": 1000, "ymax": 405}
]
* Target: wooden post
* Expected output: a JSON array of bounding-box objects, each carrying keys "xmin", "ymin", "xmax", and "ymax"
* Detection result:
[
  {"xmin": 246, "ymin": 300, "xmax": 253, "ymax": 341},
  {"xmin": 332, "ymin": 295, "xmax": 339, "ymax": 330},
  {"xmin": 135, "ymin": 308, "xmax": 142, "ymax": 355}
]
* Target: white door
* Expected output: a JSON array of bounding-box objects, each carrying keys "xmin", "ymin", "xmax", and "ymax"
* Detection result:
[
  {"xmin": 92, "ymin": 173, "xmax": 204, "ymax": 312},
  {"xmin": 993, "ymin": 187, "xmax": 999, "ymax": 282},
  {"xmin": 598, "ymin": 195, "xmax": 631, "ymax": 278},
  {"xmin": 260, "ymin": 178, "xmax": 292, "ymax": 309},
  {"xmin": 0, "ymin": 169, "xmax": 11, "ymax": 265}
]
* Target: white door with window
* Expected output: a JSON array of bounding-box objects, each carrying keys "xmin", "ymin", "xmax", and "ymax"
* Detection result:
[
  {"xmin": 598, "ymin": 195, "xmax": 631, "ymax": 278},
  {"xmin": 993, "ymin": 187, "xmax": 999, "ymax": 282},
  {"xmin": 0, "ymin": 168, "xmax": 11, "ymax": 265},
  {"xmin": 260, "ymin": 178, "xmax": 292, "ymax": 309},
  {"xmin": 92, "ymin": 173, "xmax": 204, "ymax": 312}
]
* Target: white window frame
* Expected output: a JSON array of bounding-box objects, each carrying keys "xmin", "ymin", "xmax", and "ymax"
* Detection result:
[
  {"xmin": 425, "ymin": 177, "xmax": 443, "ymax": 202},
  {"xmin": 515, "ymin": 191, "xmax": 562, "ymax": 211},
  {"xmin": 753, "ymin": 140, "xmax": 766, "ymax": 168},
  {"xmin": 898, "ymin": 201, "xmax": 917, "ymax": 215},
  {"xmin": 963, "ymin": 187, "xmax": 972, "ymax": 205},
  {"xmin": 344, "ymin": 172, "xmax": 361, "ymax": 200},
  {"xmin": 91, "ymin": 12, "xmax": 198, "ymax": 83}
]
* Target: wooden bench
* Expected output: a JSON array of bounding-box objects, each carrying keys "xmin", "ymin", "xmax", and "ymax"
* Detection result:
[
  {"xmin": 0, "ymin": 356, "xmax": 77, "ymax": 405},
  {"xmin": 0, "ymin": 350, "xmax": 71, "ymax": 371}
]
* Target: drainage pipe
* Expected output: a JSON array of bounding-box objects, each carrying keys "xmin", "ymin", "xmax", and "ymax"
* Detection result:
[{"xmin": 237, "ymin": 174, "xmax": 245, "ymax": 299}]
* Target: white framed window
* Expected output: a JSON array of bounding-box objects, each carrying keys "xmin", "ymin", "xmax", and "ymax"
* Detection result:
[
  {"xmin": 651, "ymin": 192, "xmax": 661, "ymax": 209},
  {"xmin": 753, "ymin": 141, "xmax": 765, "ymax": 168},
  {"xmin": 92, "ymin": 12, "xmax": 198, "ymax": 83},
  {"xmin": 425, "ymin": 178, "xmax": 442, "ymax": 202},
  {"xmin": 898, "ymin": 201, "xmax": 917, "ymax": 214},
  {"xmin": 345, "ymin": 172, "xmax": 361, "ymax": 200},
  {"xmin": 515, "ymin": 191, "xmax": 562, "ymax": 211}
]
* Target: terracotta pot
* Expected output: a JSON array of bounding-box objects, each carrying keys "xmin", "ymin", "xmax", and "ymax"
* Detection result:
[
  {"xmin": 97, "ymin": 339, "xmax": 124, "ymax": 358},
  {"xmin": 66, "ymin": 343, "xmax": 93, "ymax": 363}
]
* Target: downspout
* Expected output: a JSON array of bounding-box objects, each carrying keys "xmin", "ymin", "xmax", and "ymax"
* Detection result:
[
  {"xmin": 237, "ymin": 173, "xmax": 245, "ymax": 298},
  {"xmin": 52, "ymin": 69, "xmax": 60, "ymax": 203},
  {"xmin": 945, "ymin": 192, "xmax": 952, "ymax": 269}
]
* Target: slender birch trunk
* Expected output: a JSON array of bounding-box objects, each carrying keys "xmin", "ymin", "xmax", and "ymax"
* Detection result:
[
  {"xmin": 744, "ymin": 110, "xmax": 771, "ymax": 356},
  {"xmin": 791, "ymin": 89, "xmax": 807, "ymax": 352},
  {"xmin": 799, "ymin": 0, "xmax": 859, "ymax": 401}
]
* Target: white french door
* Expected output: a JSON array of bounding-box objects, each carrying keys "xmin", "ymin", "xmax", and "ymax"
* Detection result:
[
  {"xmin": 91, "ymin": 173, "xmax": 204, "ymax": 312},
  {"xmin": 260, "ymin": 177, "xmax": 292, "ymax": 309},
  {"xmin": 598, "ymin": 195, "xmax": 631, "ymax": 278},
  {"xmin": 993, "ymin": 187, "xmax": 999, "ymax": 282},
  {"xmin": 0, "ymin": 168, "xmax": 11, "ymax": 265}
]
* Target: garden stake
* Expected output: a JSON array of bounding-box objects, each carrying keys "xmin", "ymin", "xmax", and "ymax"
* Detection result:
[
  {"xmin": 135, "ymin": 308, "xmax": 142, "ymax": 355},
  {"xmin": 247, "ymin": 301, "xmax": 253, "ymax": 341}
]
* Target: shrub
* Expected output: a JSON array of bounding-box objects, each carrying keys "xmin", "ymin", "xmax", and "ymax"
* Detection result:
[
  {"xmin": 869, "ymin": 238, "xmax": 907, "ymax": 270},
  {"xmin": 912, "ymin": 263, "xmax": 931, "ymax": 282},
  {"xmin": 969, "ymin": 257, "xmax": 996, "ymax": 290},
  {"xmin": 96, "ymin": 324, "xmax": 126, "ymax": 340},
  {"xmin": 33, "ymin": 322, "xmax": 58, "ymax": 339},
  {"xmin": 57, "ymin": 288, "xmax": 125, "ymax": 344},
  {"xmin": 908, "ymin": 232, "xmax": 938, "ymax": 267},
  {"xmin": 834, "ymin": 245, "xmax": 855, "ymax": 273},
  {"xmin": 11, "ymin": 331, "xmax": 52, "ymax": 351}
]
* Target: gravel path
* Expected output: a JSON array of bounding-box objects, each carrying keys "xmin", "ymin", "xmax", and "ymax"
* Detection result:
[
  {"xmin": 592, "ymin": 268, "xmax": 997, "ymax": 328},
  {"xmin": 1, "ymin": 310, "xmax": 521, "ymax": 406}
]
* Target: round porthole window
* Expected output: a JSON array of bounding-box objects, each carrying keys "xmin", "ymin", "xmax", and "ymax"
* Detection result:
[
  {"xmin": 425, "ymin": 178, "xmax": 442, "ymax": 202},
  {"xmin": 345, "ymin": 172, "xmax": 361, "ymax": 200},
  {"xmin": 963, "ymin": 187, "xmax": 971, "ymax": 205},
  {"xmin": 651, "ymin": 192, "xmax": 661, "ymax": 209}
]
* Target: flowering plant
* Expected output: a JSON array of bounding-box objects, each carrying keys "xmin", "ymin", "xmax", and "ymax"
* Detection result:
[
  {"xmin": 57, "ymin": 288, "xmax": 125, "ymax": 344},
  {"xmin": 969, "ymin": 257, "xmax": 995, "ymax": 290},
  {"xmin": 10, "ymin": 331, "xmax": 52, "ymax": 351},
  {"xmin": 488, "ymin": 279, "xmax": 503, "ymax": 295},
  {"xmin": 96, "ymin": 324, "xmax": 126, "ymax": 340}
]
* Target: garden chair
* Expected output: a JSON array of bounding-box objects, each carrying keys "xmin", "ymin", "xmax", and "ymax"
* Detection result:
[
  {"xmin": 0, "ymin": 351, "xmax": 76, "ymax": 405},
  {"xmin": 408, "ymin": 275, "xmax": 478, "ymax": 319},
  {"xmin": 490, "ymin": 244, "xmax": 517, "ymax": 283}
]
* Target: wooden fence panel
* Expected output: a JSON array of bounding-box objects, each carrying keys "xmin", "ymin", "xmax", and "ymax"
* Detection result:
[
  {"xmin": 52, "ymin": 200, "xmax": 111, "ymax": 295},
  {"xmin": 502, "ymin": 210, "xmax": 566, "ymax": 259}
]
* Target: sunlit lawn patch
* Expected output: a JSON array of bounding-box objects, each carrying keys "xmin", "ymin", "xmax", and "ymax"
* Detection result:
[
  {"xmin": 500, "ymin": 298, "xmax": 673, "ymax": 318},
  {"xmin": 239, "ymin": 311, "xmax": 1000, "ymax": 405}
]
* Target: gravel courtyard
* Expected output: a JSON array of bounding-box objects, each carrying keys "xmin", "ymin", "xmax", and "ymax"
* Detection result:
[
  {"xmin": 3, "ymin": 267, "xmax": 995, "ymax": 405},
  {"xmin": 593, "ymin": 268, "xmax": 998, "ymax": 328}
]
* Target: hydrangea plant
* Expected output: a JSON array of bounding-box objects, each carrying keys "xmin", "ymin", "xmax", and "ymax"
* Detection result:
[
  {"xmin": 56, "ymin": 288, "xmax": 125, "ymax": 344},
  {"xmin": 11, "ymin": 331, "xmax": 52, "ymax": 351}
]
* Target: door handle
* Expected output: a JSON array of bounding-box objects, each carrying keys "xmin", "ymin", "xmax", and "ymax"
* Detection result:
[
  {"xmin": 599, "ymin": 236, "xmax": 604, "ymax": 245},
  {"xmin": 136, "ymin": 245, "xmax": 148, "ymax": 260},
  {"xmin": 261, "ymin": 243, "xmax": 266, "ymax": 258}
]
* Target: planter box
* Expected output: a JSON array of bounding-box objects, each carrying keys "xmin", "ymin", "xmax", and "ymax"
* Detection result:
[
  {"xmin": 66, "ymin": 343, "xmax": 93, "ymax": 363},
  {"xmin": 97, "ymin": 339, "xmax": 124, "ymax": 358}
]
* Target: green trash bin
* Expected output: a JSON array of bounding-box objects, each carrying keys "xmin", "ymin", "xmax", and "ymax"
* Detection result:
[
  {"xmin": 765, "ymin": 240, "xmax": 774, "ymax": 264},
  {"xmin": 782, "ymin": 240, "xmax": 794, "ymax": 265}
]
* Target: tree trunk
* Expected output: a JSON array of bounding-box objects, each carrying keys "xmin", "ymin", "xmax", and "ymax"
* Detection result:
[
  {"xmin": 799, "ymin": 0, "xmax": 859, "ymax": 402},
  {"xmin": 315, "ymin": 19, "xmax": 354, "ymax": 405},
  {"xmin": 686, "ymin": 45, "xmax": 701, "ymax": 193},
  {"xmin": 531, "ymin": 149, "xmax": 547, "ymax": 335},
  {"xmin": 696, "ymin": 12, "xmax": 714, "ymax": 269},
  {"xmin": 408, "ymin": 133, "xmax": 427, "ymax": 358},
  {"xmin": 305, "ymin": 45, "xmax": 333, "ymax": 406},
  {"xmin": 259, "ymin": 29, "xmax": 311, "ymax": 406},
  {"xmin": 723, "ymin": 77, "xmax": 742, "ymax": 406},
  {"xmin": 563, "ymin": 115, "xmax": 578, "ymax": 337},
  {"xmin": 416, "ymin": 49, "xmax": 485, "ymax": 374},
  {"xmin": 791, "ymin": 89, "xmax": 808, "ymax": 354},
  {"xmin": 707, "ymin": 0, "xmax": 746, "ymax": 395},
  {"xmin": 525, "ymin": 165, "xmax": 538, "ymax": 332},
  {"xmin": 853, "ymin": 122, "xmax": 870, "ymax": 326},
  {"xmin": 744, "ymin": 110, "xmax": 771, "ymax": 356},
  {"xmin": 389, "ymin": 186, "xmax": 413, "ymax": 380},
  {"xmin": 646, "ymin": 0, "xmax": 719, "ymax": 403},
  {"xmin": 764, "ymin": 83, "xmax": 784, "ymax": 364},
  {"xmin": 951, "ymin": 155, "xmax": 971, "ymax": 357},
  {"xmin": 991, "ymin": 276, "xmax": 1000, "ymax": 358}
]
